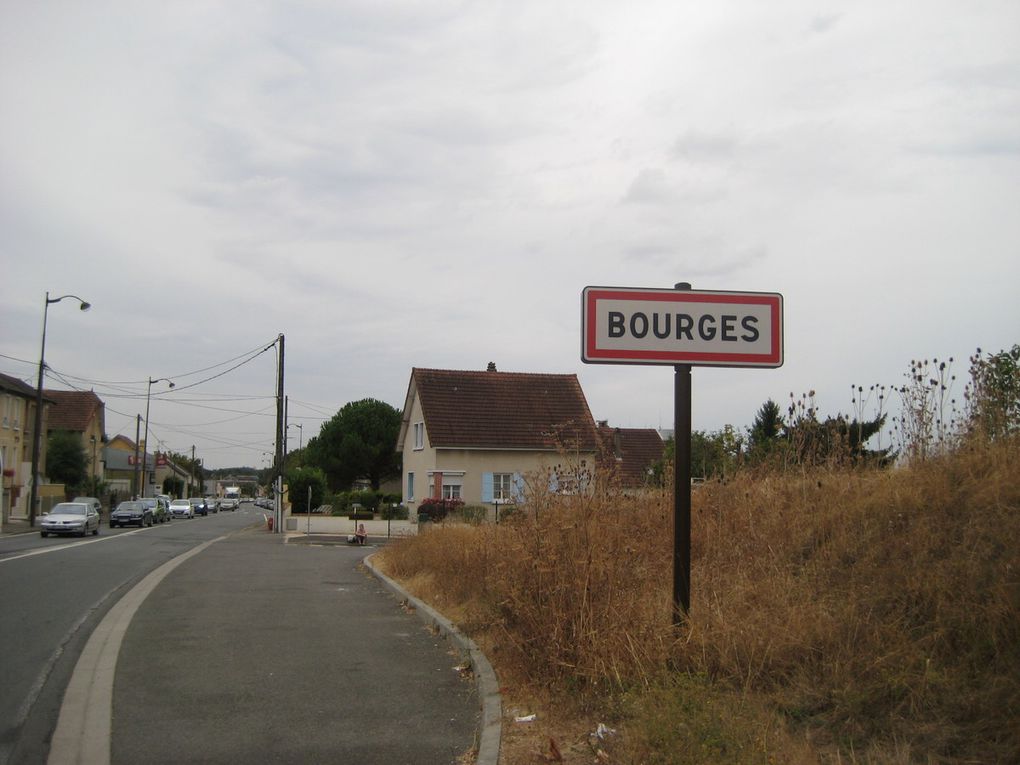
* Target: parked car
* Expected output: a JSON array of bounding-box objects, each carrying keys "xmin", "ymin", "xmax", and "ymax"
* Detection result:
[
  {"xmin": 110, "ymin": 500, "xmax": 153, "ymax": 528},
  {"xmin": 72, "ymin": 496, "xmax": 103, "ymax": 524},
  {"xmin": 170, "ymin": 499, "xmax": 194, "ymax": 518},
  {"xmin": 205, "ymin": 497, "xmax": 219, "ymax": 513},
  {"xmin": 189, "ymin": 497, "xmax": 208, "ymax": 516},
  {"xmin": 139, "ymin": 497, "xmax": 170, "ymax": 523},
  {"xmin": 40, "ymin": 502, "xmax": 100, "ymax": 537}
]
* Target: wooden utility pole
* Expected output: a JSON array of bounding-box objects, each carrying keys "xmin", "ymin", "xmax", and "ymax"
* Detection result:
[{"xmin": 274, "ymin": 334, "xmax": 285, "ymax": 533}]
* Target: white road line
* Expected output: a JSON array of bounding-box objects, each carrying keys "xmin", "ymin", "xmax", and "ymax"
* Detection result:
[
  {"xmin": 46, "ymin": 535, "xmax": 227, "ymax": 765},
  {"xmin": 0, "ymin": 527, "xmax": 154, "ymax": 564}
]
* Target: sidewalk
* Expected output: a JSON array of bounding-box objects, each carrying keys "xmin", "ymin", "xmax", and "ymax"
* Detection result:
[
  {"xmin": 111, "ymin": 528, "xmax": 482, "ymax": 765},
  {"xmin": 0, "ymin": 518, "xmax": 34, "ymax": 536}
]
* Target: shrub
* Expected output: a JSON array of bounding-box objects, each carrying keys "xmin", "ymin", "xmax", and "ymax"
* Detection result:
[
  {"xmin": 381, "ymin": 504, "xmax": 409, "ymax": 520},
  {"xmin": 456, "ymin": 504, "xmax": 488, "ymax": 524},
  {"xmin": 417, "ymin": 497, "xmax": 463, "ymax": 522},
  {"xmin": 350, "ymin": 489, "xmax": 381, "ymax": 512}
]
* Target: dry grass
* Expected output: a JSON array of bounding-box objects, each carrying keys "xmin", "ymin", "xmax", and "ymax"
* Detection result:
[{"xmin": 376, "ymin": 436, "xmax": 1020, "ymax": 764}]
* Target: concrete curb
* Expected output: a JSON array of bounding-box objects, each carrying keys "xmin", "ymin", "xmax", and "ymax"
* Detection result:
[{"xmin": 363, "ymin": 553, "xmax": 501, "ymax": 765}]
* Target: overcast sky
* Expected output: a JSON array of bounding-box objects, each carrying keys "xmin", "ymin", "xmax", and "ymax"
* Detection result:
[{"xmin": 2, "ymin": 1, "xmax": 1018, "ymax": 469}]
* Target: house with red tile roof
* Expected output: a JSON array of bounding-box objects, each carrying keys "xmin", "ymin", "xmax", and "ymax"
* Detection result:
[
  {"xmin": 1, "ymin": 372, "xmax": 52, "ymax": 521},
  {"xmin": 43, "ymin": 389, "xmax": 106, "ymax": 488},
  {"xmin": 396, "ymin": 366, "xmax": 601, "ymax": 513},
  {"xmin": 597, "ymin": 422, "xmax": 665, "ymax": 489}
]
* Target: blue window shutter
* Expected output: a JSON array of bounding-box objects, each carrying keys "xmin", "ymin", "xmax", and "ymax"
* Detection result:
[
  {"xmin": 512, "ymin": 473, "xmax": 525, "ymax": 503},
  {"xmin": 548, "ymin": 471, "xmax": 559, "ymax": 493},
  {"xmin": 481, "ymin": 472, "xmax": 493, "ymax": 503}
]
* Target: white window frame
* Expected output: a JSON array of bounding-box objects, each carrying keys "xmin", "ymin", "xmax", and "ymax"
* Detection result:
[
  {"xmin": 493, "ymin": 473, "xmax": 513, "ymax": 502},
  {"xmin": 407, "ymin": 472, "xmax": 415, "ymax": 501},
  {"xmin": 442, "ymin": 483, "xmax": 462, "ymax": 500},
  {"xmin": 413, "ymin": 422, "xmax": 424, "ymax": 450}
]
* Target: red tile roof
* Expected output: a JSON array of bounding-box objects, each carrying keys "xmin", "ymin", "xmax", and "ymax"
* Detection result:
[
  {"xmin": 598, "ymin": 425, "xmax": 665, "ymax": 487},
  {"xmin": 0, "ymin": 372, "xmax": 39, "ymax": 399},
  {"xmin": 409, "ymin": 368, "xmax": 600, "ymax": 451},
  {"xmin": 44, "ymin": 390, "xmax": 104, "ymax": 434}
]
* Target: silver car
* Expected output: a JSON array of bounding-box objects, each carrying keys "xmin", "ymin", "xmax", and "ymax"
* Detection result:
[
  {"xmin": 41, "ymin": 502, "xmax": 100, "ymax": 537},
  {"xmin": 169, "ymin": 499, "xmax": 194, "ymax": 518}
]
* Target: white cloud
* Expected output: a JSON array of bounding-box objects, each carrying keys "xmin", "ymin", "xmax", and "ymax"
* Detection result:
[{"xmin": 2, "ymin": 0, "xmax": 1018, "ymax": 466}]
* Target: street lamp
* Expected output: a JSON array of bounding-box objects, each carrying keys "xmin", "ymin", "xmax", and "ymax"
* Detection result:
[
  {"xmin": 28, "ymin": 292, "xmax": 90, "ymax": 526},
  {"xmin": 140, "ymin": 377, "xmax": 174, "ymax": 498},
  {"xmin": 288, "ymin": 422, "xmax": 303, "ymax": 450},
  {"xmin": 90, "ymin": 435, "xmax": 98, "ymax": 494}
]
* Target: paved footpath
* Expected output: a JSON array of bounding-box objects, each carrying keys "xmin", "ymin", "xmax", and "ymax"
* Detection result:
[{"xmin": 110, "ymin": 529, "xmax": 478, "ymax": 765}]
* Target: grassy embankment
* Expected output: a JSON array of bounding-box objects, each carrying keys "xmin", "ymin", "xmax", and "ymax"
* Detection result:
[{"xmin": 374, "ymin": 436, "xmax": 1019, "ymax": 764}]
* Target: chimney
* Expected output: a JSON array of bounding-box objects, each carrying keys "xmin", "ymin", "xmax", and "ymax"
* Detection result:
[{"xmin": 486, "ymin": 362, "xmax": 497, "ymax": 372}]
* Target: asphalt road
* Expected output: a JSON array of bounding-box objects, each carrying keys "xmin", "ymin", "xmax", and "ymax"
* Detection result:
[{"xmin": 0, "ymin": 506, "xmax": 478, "ymax": 764}]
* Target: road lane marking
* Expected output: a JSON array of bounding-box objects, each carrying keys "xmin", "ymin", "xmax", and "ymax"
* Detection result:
[
  {"xmin": 46, "ymin": 535, "xmax": 228, "ymax": 765},
  {"xmin": 0, "ymin": 527, "xmax": 152, "ymax": 564}
]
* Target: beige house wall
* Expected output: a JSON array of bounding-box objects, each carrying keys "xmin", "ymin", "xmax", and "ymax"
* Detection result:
[
  {"xmin": 1, "ymin": 390, "xmax": 48, "ymax": 520},
  {"xmin": 433, "ymin": 448, "xmax": 580, "ymax": 504},
  {"xmin": 400, "ymin": 391, "xmax": 433, "ymax": 507},
  {"xmin": 80, "ymin": 419, "xmax": 105, "ymax": 481},
  {"xmin": 399, "ymin": 388, "xmax": 596, "ymax": 509}
]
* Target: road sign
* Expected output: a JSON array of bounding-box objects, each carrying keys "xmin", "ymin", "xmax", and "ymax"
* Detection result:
[{"xmin": 581, "ymin": 286, "xmax": 783, "ymax": 367}]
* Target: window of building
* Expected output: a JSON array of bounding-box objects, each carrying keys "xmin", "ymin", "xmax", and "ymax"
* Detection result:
[
  {"xmin": 407, "ymin": 472, "xmax": 415, "ymax": 501},
  {"xmin": 413, "ymin": 422, "xmax": 424, "ymax": 450},
  {"xmin": 493, "ymin": 473, "xmax": 513, "ymax": 501},
  {"xmin": 442, "ymin": 483, "xmax": 461, "ymax": 500}
]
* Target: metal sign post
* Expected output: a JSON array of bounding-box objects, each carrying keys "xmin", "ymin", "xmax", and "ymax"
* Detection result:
[
  {"xmin": 673, "ymin": 284, "xmax": 693, "ymax": 622},
  {"xmin": 581, "ymin": 283, "xmax": 783, "ymax": 622}
]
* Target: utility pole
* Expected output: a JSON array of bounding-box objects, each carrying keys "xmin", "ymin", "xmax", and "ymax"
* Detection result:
[
  {"xmin": 133, "ymin": 414, "xmax": 141, "ymax": 498},
  {"xmin": 274, "ymin": 334, "xmax": 285, "ymax": 533}
]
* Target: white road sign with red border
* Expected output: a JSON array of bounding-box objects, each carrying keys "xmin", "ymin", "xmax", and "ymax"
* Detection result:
[{"xmin": 582, "ymin": 286, "xmax": 783, "ymax": 367}]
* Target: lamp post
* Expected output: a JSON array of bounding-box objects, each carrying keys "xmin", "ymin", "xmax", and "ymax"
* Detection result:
[
  {"xmin": 288, "ymin": 422, "xmax": 303, "ymax": 450},
  {"xmin": 140, "ymin": 377, "xmax": 174, "ymax": 498},
  {"xmin": 28, "ymin": 292, "xmax": 90, "ymax": 526},
  {"xmin": 90, "ymin": 435, "xmax": 98, "ymax": 495}
]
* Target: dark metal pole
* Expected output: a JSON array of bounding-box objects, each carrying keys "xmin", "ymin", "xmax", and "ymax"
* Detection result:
[
  {"xmin": 28, "ymin": 294, "xmax": 51, "ymax": 527},
  {"xmin": 133, "ymin": 414, "xmax": 141, "ymax": 497},
  {"xmin": 141, "ymin": 380, "xmax": 153, "ymax": 498},
  {"xmin": 275, "ymin": 334, "xmax": 285, "ymax": 533},
  {"xmin": 28, "ymin": 292, "xmax": 90, "ymax": 525},
  {"xmin": 142, "ymin": 378, "xmax": 174, "ymax": 498},
  {"xmin": 673, "ymin": 282, "xmax": 693, "ymax": 624}
]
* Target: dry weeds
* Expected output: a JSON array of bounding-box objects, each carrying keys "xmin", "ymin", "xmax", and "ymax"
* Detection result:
[{"xmin": 377, "ymin": 436, "xmax": 1020, "ymax": 764}]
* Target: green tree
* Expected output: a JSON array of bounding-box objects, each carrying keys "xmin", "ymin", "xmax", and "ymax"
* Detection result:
[
  {"xmin": 162, "ymin": 476, "xmax": 184, "ymax": 497},
  {"xmin": 46, "ymin": 430, "xmax": 88, "ymax": 495},
  {"xmin": 783, "ymin": 391, "xmax": 888, "ymax": 466},
  {"xmin": 306, "ymin": 398, "xmax": 402, "ymax": 491},
  {"xmin": 965, "ymin": 344, "xmax": 1020, "ymax": 440},
  {"xmin": 747, "ymin": 399, "xmax": 784, "ymax": 462},
  {"xmin": 652, "ymin": 426, "xmax": 745, "ymax": 483},
  {"xmin": 168, "ymin": 450, "xmax": 205, "ymax": 495},
  {"xmin": 286, "ymin": 467, "xmax": 329, "ymax": 512}
]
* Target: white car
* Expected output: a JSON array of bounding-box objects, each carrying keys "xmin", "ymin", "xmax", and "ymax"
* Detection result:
[
  {"xmin": 41, "ymin": 502, "xmax": 100, "ymax": 537},
  {"xmin": 219, "ymin": 497, "xmax": 238, "ymax": 511},
  {"xmin": 169, "ymin": 499, "xmax": 194, "ymax": 518}
]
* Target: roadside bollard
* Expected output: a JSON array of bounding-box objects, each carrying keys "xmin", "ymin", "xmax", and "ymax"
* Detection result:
[{"xmin": 267, "ymin": 515, "xmax": 274, "ymax": 532}]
